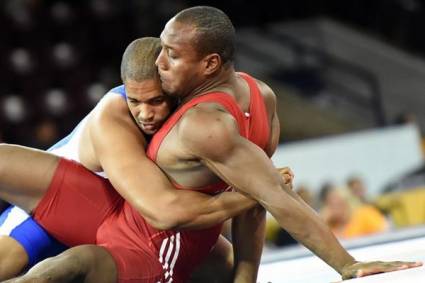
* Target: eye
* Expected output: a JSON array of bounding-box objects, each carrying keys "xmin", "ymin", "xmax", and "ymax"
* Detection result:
[
  {"xmin": 127, "ymin": 98, "xmax": 138, "ymax": 105},
  {"xmin": 167, "ymin": 49, "xmax": 177, "ymax": 59},
  {"xmin": 151, "ymin": 97, "xmax": 165, "ymax": 105}
]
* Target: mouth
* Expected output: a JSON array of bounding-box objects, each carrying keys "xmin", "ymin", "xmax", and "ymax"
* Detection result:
[{"xmin": 140, "ymin": 123, "xmax": 157, "ymax": 131}]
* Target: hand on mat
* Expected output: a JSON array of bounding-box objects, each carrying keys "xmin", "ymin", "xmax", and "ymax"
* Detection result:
[
  {"xmin": 340, "ymin": 260, "xmax": 423, "ymax": 280},
  {"xmin": 277, "ymin": 167, "xmax": 294, "ymax": 189}
]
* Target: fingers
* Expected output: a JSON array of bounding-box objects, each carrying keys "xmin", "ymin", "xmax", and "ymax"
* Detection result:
[
  {"xmin": 354, "ymin": 261, "xmax": 423, "ymax": 278},
  {"xmin": 278, "ymin": 167, "xmax": 294, "ymax": 178},
  {"xmin": 282, "ymin": 174, "xmax": 292, "ymax": 184},
  {"xmin": 277, "ymin": 167, "xmax": 294, "ymax": 184}
]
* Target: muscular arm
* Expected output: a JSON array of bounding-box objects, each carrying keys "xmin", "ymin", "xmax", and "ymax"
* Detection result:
[
  {"xmin": 89, "ymin": 95, "xmax": 256, "ymax": 230},
  {"xmin": 178, "ymin": 105, "xmax": 356, "ymax": 275}
]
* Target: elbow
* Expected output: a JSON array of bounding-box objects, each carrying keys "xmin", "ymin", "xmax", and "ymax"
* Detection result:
[
  {"xmin": 147, "ymin": 210, "xmax": 198, "ymax": 231},
  {"xmin": 142, "ymin": 207, "xmax": 189, "ymax": 230},
  {"xmin": 126, "ymin": 195, "xmax": 181, "ymax": 230},
  {"xmin": 146, "ymin": 218, "xmax": 178, "ymax": 230},
  {"xmin": 132, "ymin": 198, "xmax": 197, "ymax": 230},
  {"xmin": 131, "ymin": 201, "xmax": 180, "ymax": 230},
  {"xmin": 142, "ymin": 211, "xmax": 180, "ymax": 230}
]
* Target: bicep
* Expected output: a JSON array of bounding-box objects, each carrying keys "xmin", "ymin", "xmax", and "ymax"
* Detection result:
[
  {"xmin": 203, "ymin": 137, "xmax": 284, "ymax": 201},
  {"xmin": 180, "ymin": 112, "xmax": 284, "ymax": 202}
]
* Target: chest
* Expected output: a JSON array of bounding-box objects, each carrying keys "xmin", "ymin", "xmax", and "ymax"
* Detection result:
[{"xmin": 155, "ymin": 125, "xmax": 220, "ymax": 189}]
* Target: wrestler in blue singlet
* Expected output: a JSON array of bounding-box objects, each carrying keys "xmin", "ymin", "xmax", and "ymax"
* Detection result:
[{"xmin": 0, "ymin": 85, "xmax": 126, "ymax": 267}]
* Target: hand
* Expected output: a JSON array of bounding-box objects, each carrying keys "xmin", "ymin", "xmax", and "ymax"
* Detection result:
[
  {"xmin": 277, "ymin": 167, "xmax": 294, "ymax": 189},
  {"xmin": 340, "ymin": 260, "xmax": 422, "ymax": 280}
]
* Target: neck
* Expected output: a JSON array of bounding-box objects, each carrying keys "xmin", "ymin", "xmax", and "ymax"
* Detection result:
[{"xmin": 180, "ymin": 66, "xmax": 236, "ymax": 104}]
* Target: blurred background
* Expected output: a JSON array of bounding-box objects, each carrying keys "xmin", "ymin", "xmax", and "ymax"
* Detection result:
[{"xmin": 1, "ymin": 0, "xmax": 425, "ymax": 251}]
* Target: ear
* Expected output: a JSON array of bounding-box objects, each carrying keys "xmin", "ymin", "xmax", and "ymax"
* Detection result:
[{"xmin": 203, "ymin": 53, "xmax": 221, "ymax": 75}]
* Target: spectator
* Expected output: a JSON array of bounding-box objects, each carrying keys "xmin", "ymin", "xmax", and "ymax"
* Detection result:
[
  {"xmin": 320, "ymin": 185, "xmax": 389, "ymax": 239},
  {"xmin": 346, "ymin": 175, "xmax": 368, "ymax": 205}
]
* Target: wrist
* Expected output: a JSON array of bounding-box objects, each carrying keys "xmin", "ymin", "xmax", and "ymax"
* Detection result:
[{"xmin": 338, "ymin": 258, "xmax": 358, "ymax": 275}]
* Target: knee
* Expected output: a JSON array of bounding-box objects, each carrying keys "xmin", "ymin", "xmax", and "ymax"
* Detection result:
[
  {"xmin": 59, "ymin": 245, "xmax": 112, "ymax": 275},
  {"xmin": 19, "ymin": 251, "xmax": 86, "ymax": 283}
]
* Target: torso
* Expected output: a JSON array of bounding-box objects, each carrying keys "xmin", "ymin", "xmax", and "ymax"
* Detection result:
[{"xmin": 154, "ymin": 72, "xmax": 276, "ymax": 190}]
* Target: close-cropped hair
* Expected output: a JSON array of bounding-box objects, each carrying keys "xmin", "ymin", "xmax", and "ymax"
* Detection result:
[
  {"xmin": 121, "ymin": 37, "xmax": 161, "ymax": 82},
  {"xmin": 175, "ymin": 6, "xmax": 236, "ymax": 65}
]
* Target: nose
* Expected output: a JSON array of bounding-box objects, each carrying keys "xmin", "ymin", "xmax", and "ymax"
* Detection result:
[
  {"xmin": 138, "ymin": 104, "xmax": 154, "ymax": 122},
  {"xmin": 155, "ymin": 48, "xmax": 167, "ymax": 71}
]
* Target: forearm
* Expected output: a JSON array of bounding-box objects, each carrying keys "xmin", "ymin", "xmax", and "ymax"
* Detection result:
[
  {"xmin": 261, "ymin": 187, "xmax": 355, "ymax": 273},
  {"xmin": 232, "ymin": 205, "xmax": 266, "ymax": 283},
  {"xmin": 169, "ymin": 190, "xmax": 257, "ymax": 230},
  {"xmin": 106, "ymin": 162, "xmax": 256, "ymax": 231}
]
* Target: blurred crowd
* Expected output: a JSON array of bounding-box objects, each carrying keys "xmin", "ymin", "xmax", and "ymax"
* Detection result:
[
  {"xmin": 0, "ymin": 0, "xmax": 187, "ymax": 148},
  {"xmin": 2, "ymin": 0, "xmax": 425, "ymax": 148},
  {"xmin": 265, "ymin": 174, "xmax": 425, "ymax": 248}
]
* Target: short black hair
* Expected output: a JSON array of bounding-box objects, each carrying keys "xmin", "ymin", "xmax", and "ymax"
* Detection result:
[
  {"xmin": 175, "ymin": 6, "xmax": 235, "ymax": 65},
  {"xmin": 121, "ymin": 37, "xmax": 161, "ymax": 82}
]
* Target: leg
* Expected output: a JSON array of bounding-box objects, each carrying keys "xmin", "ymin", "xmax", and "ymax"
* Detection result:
[
  {"xmin": 0, "ymin": 236, "xmax": 28, "ymax": 280},
  {"xmin": 0, "ymin": 205, "xmax": 67, "ymax": 280},
  {"xmin": 4, "ymin": 245, "xmax": 117, "ymax": 283},
  {"xmin": 189, "ymin": 235, "xmax": 234, "ymax": 283},
  {"xmin": 0, "ymin": 144, "xmax": 59, "ymax": 212}
]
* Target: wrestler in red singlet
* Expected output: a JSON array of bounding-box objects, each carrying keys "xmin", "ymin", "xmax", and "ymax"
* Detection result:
[{"xmin": 33, "ymin": 73, "xmax": 269, "ymax": 283}]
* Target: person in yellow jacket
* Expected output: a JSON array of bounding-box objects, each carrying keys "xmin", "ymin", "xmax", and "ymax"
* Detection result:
[{"xmin": 321, "ymin": 187, "xmax": 388, "ymax": 239}]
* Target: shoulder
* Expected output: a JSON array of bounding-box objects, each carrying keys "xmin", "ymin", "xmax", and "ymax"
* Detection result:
[
  {"xmin": 108, "ymin": 85, "xmax": 126, "ymax": 97},
  {"xmin": 176, "ymin": 103, "xmax": 241, "ymax": 159},
  {"xmin": 92, "ymin": 93, "xmax": 129, "ymax": 121},
  {"xmin": 89, "ymin": 92, "xmax": 141, "ymax": 138},
  {"xmin": 178, "ymin": 103, "xmax": 239, "ymax": 140}
]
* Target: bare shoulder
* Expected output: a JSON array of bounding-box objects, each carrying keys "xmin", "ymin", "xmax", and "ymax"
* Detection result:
[
  {"xmin": 92, "ymin": 94, "xmax": 129, "ymax": 121},
  {"xmin": 89, "ymin": 94, "xmax": 145, "ymax": 144},
  {"xmin": 176, "ymin": 103, "xmax": 240, "ymax": 160}
]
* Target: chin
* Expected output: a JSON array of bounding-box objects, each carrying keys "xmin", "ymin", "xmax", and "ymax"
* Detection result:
[{"xmin": 140, "ymin": 127, "xmax": 153, "ymax": 135}]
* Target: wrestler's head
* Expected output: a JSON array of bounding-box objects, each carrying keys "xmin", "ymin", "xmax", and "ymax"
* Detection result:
[
  {"xmin": 156, "ymin": 6, "xmax": 235, "ymax": 98},
  {"xmin": 121, "ymin": 37, "xmax": 176, "ymax": 135}
]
